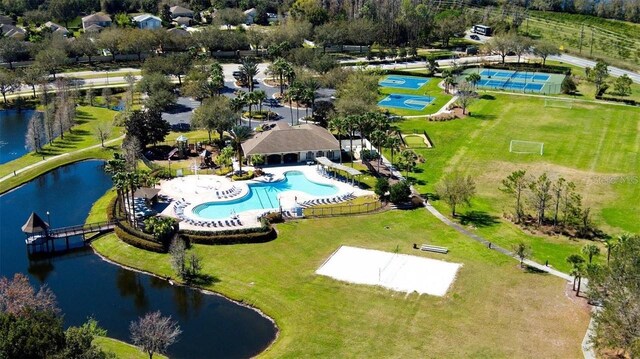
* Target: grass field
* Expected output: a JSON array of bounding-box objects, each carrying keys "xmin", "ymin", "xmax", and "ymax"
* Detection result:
[
  {"xmin": 89, "ymin": 190, "xmax": 590, "ymax": 358},
  {"xmin": 378, "ymin": 76, "xmax": 452, "ymax": 116},
  {"xmin": 93, "ymin": 336, "xmax": 167, "ymax": 359},
  {"xmin": 391, "ymin": 92, "xmax": 639, "ymax": 271}
]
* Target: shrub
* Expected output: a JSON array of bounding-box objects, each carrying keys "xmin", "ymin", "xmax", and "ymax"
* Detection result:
[
  {"xmin": 179, "ymin": 226, "xmax": 277, "ymax": 245},
  {"xmin": 232, "ymin": 171, "xmax": 254, "ymax": 181},
  {"xmin": 389, "ymin": 180, "xmax": 411, "ymax": 204},
  {"xmin": 216, "ymin": 167, "xmax": 233, "ymax": 176},
  {"xmin": 263, "ymin": 211, "xmax": 284, "ymax": 224},
  {"xmin": 561, "ymin": 76, "xmax": 577, "ymax": 94},
  {"xmin": 374, "ymin": 177, "xmax": 390, "ymax": 197},
  {"xmin": 360, "ymin": 149, "xmax": 380, "ymax": 162},
  {"xmin": 114, "ymin": 225, "xmax": 167, "ymax": 253}
]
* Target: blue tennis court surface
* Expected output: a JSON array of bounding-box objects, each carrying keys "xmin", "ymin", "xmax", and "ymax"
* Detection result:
[
  {"xmin": 477, "ymin": 79, "xmax": 543, "ymax": 91},
  {"xmin": 378, "ymin": 94, "xmax": 435, "ymax": 110},
  {"xmin": 379, "ymin": 75, "xmax": 430, "ymax": 90}
]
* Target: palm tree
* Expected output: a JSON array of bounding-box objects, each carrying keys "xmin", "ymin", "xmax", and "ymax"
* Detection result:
[
  {"xmin": 398, "ymin": 149, "xmax": 420, "ymax": 178},
  {"xmin": 343, "ymin": 115, "xmax": 358, "ymax": 166},
  {"xmin": 239, "ymin": 58, "xmax": 259, "ymax": 92},
  {"xmin": 603, "ymin": 237, "xmax": 616, "ymax": 264},
  {"xmin": 369, "ymin": 129, "xmax": 386, "ymax": 172},
  {"xmin": 282, "ymin": 91, "xmax": 295, "ymax": 126},
  {"xmin": 426, "ymin": 58, "xmax": 439, "ymax": 75},
  {"xmin": 288, "ymin": 82, "xmax": 304, "ymax": 123},
  {"xmin": 328, "ymin": 117, "xmax": 347, "ymax": 164},
  {"xmin": 125, "ymin": 171, "xmax": 141, "ymax": 226},
  {"xmin": 443, "ymin": 69, "xmax": 456, "ymax": 93},
  {"xmin": 581, "ymin": 244, "xmax": 601, "ymax": 263},
  {"xmin": 244, "ymin": 91, "xmax": 258, "ymax": 129},
  {"xmin": 466, "ymin": 73, "xmax": 482, "ymax": 89},
  {"xmin": 269, "ymin": 58, "xmax": 292, "ymax": 95},
  {"xmin": 253, "ymin": 90, "xmax": 267, "ymax": 114},
  {"xmin": 386, "ymin": 135, "xmax": 402, "ymax": 166},
  {"xmin": 230, "ymin": 96, "xmax": 246, "ymax": 125},
  {"xmin": 230, "ymin": 125, "xmax": 252, "ymax": 174},
  {"xmin": 566, "ymin": 254, "xmax": 586, "ymax": 292},
  {"xmin": 303, "ymin": 78, "xmax": 321, "ymax": 117}
]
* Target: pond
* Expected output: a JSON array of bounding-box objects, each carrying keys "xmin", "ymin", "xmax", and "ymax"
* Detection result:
[
  {"xmin": 0, "ymin": 160, "xmax": 276, "ymax": 358},
  {"xmin": 0, "ymin": 109, "xmax": 37, "ymax": 164}
]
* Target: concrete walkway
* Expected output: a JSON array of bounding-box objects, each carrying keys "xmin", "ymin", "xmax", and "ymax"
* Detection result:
[{"xmin": 0, "ymin": 135, "xmax": 124, "ymax": 184}]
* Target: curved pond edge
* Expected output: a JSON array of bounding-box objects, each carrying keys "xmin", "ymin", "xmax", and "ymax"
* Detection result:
[{"xmin": 89, "ymin": 236, "xmax": 280, "ymax": 356}]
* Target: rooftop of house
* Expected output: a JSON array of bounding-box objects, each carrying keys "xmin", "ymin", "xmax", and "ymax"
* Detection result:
[
  {"xmin": 82, "ymin": 12, "xmax": 112, "ymax": 23},
  {"xmin": 133, "ymin": 13, "xmax": 162, "ymax": 22},
  {"xmin": 242, "ymin": 122, "xmax": 339, "ymax": 156}
]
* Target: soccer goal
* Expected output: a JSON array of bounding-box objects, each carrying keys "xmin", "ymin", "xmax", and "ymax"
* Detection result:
[
  {"xmin": 509, "ymin": 140, "xmax": 544, "ymax": 155},
  {"xmin": 544, "ymin": 98, "xmax": 574, "ymax": 109}
]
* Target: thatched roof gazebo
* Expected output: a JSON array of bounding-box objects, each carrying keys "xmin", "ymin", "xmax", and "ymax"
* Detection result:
[{"xmin": 21, "ymin": 212, "xmax": 49, "ymax": 235}]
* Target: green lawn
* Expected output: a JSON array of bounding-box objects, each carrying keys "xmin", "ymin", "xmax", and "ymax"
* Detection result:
[
  {"xmin": 93, "ymin": 336, "xmax": 167, "ymax": 359},
  {"xmin": 392, "ymin": 93, "xmax": 639, "ymax": 271},
  {"xmin": 90, "ymin": 189, "xmax": 589, "ymax": 358},
  {"xmin": 378, "ymin": 75, "xmax": 452, "ymax": 116},
  {"xmin": 0, "ymin": 106, "xmax": 121, "ymax": 181}
]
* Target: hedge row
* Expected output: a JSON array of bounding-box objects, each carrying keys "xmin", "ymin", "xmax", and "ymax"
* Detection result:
[
  {"xmin": 596, "ymin": 95, "xmax": 639, "ymax": 106},
  {"xmin": 114, "ymin": 225, "xmax": 167, "ymax": 253},
  {"xmin": 180, "ymin": 226, "xmax": 277, "ymax": 245}
]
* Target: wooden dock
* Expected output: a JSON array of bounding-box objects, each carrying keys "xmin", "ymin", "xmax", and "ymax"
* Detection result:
[{"xmin": 25, "ymin": 220, "xmax": 117, "ymax": 253}]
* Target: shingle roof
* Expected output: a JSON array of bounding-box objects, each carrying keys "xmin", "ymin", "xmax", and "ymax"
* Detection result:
[
  {"xmin": 170, "ymin": 5, "xmax": 193, "ymax": 14},
  {"xmin": 242, "ymin": 123, "xmax": 339, "ymax": 155},
  {"xmin": 82, "ymin": 12, "xmax": 112, "ymax": 23},
  {"xmin": 133, "ymin": 14, "xmax": 162, "ymax": 22}
]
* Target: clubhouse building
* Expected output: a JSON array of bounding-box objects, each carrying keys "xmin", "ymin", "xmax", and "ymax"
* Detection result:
[{"xmin": 242, "ymin": 122, "xmax": 340, "ymax": 165}]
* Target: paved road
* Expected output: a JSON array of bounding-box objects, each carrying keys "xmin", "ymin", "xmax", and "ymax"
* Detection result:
[{"xmin": 549, "ymin": 53, "xmax": 640, "ymax": 83}]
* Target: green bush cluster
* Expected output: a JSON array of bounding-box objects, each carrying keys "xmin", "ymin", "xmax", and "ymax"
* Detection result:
[
  {"xmin": 216, "ymin": 167, "xmax": 233, "ymax": 176},
  {"xmin": 114, "ymin": 225, "xmax": 167, "ymax": 253},
  {"xmin": 180, "ymin": 226, "xmax": 276, "ymax": 245},
  {"xmin": 232, "ymin": 171, "xmax": 254, "ymax": 181}
]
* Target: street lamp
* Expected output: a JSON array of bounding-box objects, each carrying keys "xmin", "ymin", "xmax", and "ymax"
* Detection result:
[{"xmin": 46, "ymin": 211, "xmax": 51, "ymax": 234}]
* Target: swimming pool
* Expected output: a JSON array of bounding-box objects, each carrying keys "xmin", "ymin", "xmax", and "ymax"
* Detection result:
[{"xmin": 192, "ymin": 171, "xmax": 338, "ymax": 219}]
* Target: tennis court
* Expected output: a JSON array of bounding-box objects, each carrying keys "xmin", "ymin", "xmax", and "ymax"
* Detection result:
[
  {"xmin": 378, "ymin": 94, "xmax": 435, "ymax": 111},
  {"xmin": 462, "ymin": 68, "xmax": 565, "ymax": 94},
  {"xmin": 379, "ymin": 75, "xmax": 430, "ymax": 90}
]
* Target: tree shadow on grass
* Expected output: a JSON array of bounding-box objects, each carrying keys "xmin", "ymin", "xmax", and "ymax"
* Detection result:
[
  {"xmin": 458, "ymin": 210, "xmax": 500, "ymax": 228},
  {"xmin": 187, "ymin": 273, "xmax": 220, "ymax": 287},
  {"xmin": 471, "ymin": 113, "xmax": 496, "ymax": 121},
  {"xmin": 479, "ymin": 94, "xmax": 495, "ymax": 100},
  {"xmin": 524, "ymin": 265, "xmax": 547, "ymax": 274}
]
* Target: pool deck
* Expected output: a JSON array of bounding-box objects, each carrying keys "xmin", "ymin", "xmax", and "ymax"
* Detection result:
[{"xmin": 159, "ymin": 165, "xmax": 373, "ymax": 231}]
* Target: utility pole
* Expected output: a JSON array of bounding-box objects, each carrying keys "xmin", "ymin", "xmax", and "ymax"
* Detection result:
[
  {"xmin": 579, "ymin": 24, "xmax": 585, "ymax": 54},
  {"xmin": 590, "ymin": 28, "xmax": 595, "ymax": 56}
]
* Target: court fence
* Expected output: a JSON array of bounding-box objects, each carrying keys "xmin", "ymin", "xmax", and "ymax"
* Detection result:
[{"xmin": 303, "ymin": 200, "xmax": 385, "ymax": 217}]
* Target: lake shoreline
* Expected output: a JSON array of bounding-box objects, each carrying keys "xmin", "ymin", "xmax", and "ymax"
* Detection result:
[{"xmin": 90, "ymin": 236, "xmax": 280, "ymax": 357}]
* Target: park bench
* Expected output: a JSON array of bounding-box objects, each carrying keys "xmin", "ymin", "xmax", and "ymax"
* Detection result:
[{"xmin": 419, "ymin": 244, "xmax": 449, "ymax": 254}]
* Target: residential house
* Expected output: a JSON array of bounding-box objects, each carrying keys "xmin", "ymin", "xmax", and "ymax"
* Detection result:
[
  {"xmin": 43, "ymin": 21, "xmax": 69, "ymax": 36},
  {"xmin": 81, "ymin": 13, "xmax": 112, "ymax": 31},
  {"xmin": 169, "ymin": 6, "xmax": 194, "ymax": 19},
  {"xmin": 133, "ymin": 14, "xmax": 162, "ymax": 29},
  {"xmin": 0, "ymin": 24, "xmax": 26, "ymax": 40},
  {"xmin": 241, "ymin": 122, "xmax": 341, "ymax": 164}
]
